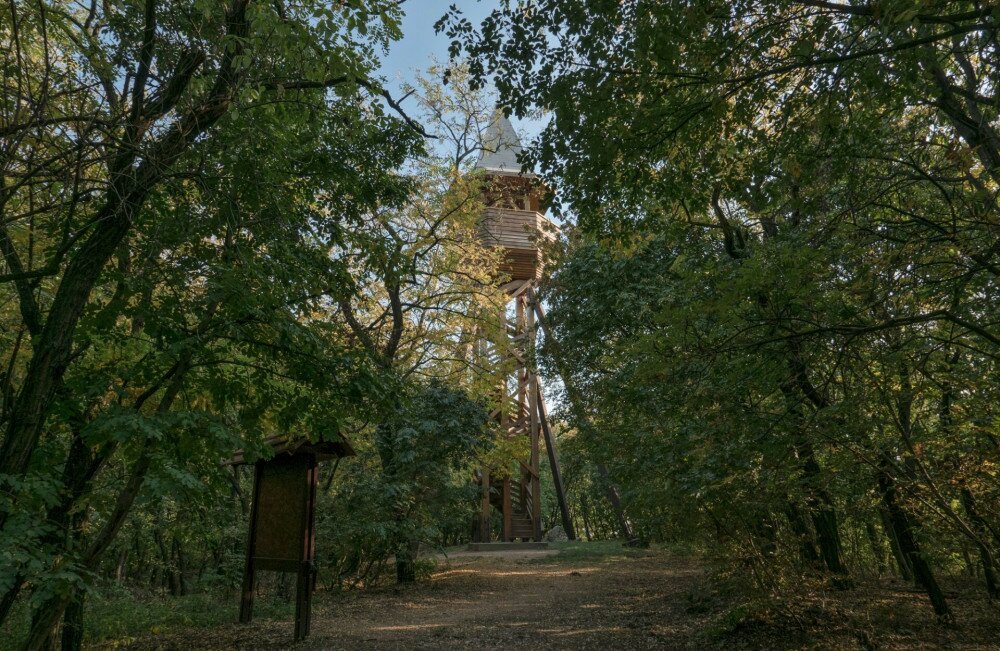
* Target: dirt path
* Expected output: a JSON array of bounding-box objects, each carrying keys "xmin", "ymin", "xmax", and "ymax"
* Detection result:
[
  {"xmin": 130, "ymin": 547, "xmax": 706, "ymax": 650},
  {"xmin": 102, "ymin": 545, "xmax": 1000, "ymax": 650}
]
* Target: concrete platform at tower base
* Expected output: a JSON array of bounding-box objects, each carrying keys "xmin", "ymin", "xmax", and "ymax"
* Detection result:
[{"xmin": 466, "ymin": 542, "xmax": 550, "ymax": 552}]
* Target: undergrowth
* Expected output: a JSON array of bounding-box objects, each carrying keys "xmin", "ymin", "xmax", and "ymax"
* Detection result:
[{"xmin": 0, "ymin": 587, "xmax": 295, "ymax": 650}]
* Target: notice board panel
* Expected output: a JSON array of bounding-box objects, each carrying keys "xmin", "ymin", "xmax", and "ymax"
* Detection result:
[{"xmin": 253, "ymin": 455, "xmax": 308, "ymax": 562}]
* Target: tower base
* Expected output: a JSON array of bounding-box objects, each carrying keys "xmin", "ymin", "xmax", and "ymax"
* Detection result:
[{"xmin": 466, "ymin": 542, "xmax": 550, "ymax": 552}]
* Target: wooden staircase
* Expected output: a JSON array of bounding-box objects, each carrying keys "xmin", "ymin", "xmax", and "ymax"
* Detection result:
[
  {"xmin": 475, "ymin": 277, "xmax": 566, "ymax": 545},
  {"xmin": 489, "ymin": 477, "xmax": 538, "ymax": 541}
]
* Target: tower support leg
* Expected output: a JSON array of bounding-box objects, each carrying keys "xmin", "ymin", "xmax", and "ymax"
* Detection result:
[
  {"xmin": 538, "ymin": 385, "xmax": 576, "ymax": 540},
  {"xmin": 479, "ymin": 469, "xmax": 491, "ymax": 542},
  {"xmin": 502, "ymin": 476, "xmax": 513, "ymax": 541}
]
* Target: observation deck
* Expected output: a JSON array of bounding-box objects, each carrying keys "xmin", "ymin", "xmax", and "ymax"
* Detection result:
[{"xmin": 479, "ymin": 207, "xmax": 559, "ymax": 280}]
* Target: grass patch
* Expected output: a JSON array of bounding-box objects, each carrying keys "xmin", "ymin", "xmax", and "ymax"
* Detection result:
[
  {"xmin": 543, "ymin": 540, "xmax": 651, "ymax": 563},
  {"xmin": 0, "ymin": 588, "xmax": 295, "ymax": 650},
  {"xmin": 86, "ymin": 591, "xmax": 291, "ymax": 644}
]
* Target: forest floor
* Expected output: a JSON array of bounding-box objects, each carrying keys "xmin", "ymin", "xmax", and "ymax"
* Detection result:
[{"xmin": 90, "ymin": 542, "xmax": 996, "ymax": 650}]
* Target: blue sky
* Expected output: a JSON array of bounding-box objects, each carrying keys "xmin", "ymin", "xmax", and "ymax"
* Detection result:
[
  {"xmin": 378, "ymin": 1, "xmax": 545, "ymax": 148},
  {"xmin": 380, "ymin": 1, "xmax": 493, "ymax": 85}
]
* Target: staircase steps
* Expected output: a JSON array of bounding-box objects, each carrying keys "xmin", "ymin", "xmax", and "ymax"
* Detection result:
[
  {"xmin": 485, "ymin": 477, "xmax": 538, "ymax": 540},
  {"xmin": 510, "ymin": 512, "xmax": 535, "ymax": 539}
]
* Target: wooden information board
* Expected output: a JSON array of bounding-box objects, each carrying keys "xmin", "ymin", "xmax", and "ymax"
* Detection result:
[{"xmin": 232, "ymin": 436, "xmax": 352, "ymax": 642}]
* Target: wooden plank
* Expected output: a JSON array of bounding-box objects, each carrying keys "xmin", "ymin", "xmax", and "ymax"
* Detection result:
[
  {"xmin": 503, "ymin": 278, "xmax": 533, "ymax": 298},
  {"xmin": 480, "ymin": 207, "xmax": 559, "ymax": 256},
  {"xmin": 294, "ymin": 458, "xmax": 317, "ymax": 641},
  {"xmin": 253, "ymin": 558, "xmax": 301, "ymax": 572},
  {"xmin": 254, "ymin": 456, "xmax": 310, "ymax": 562},
  {"xmin": 516, "ymin": 295, "xmax": 527, "ymax": 416},
  {"xmin": 502, "ymin": 251, "xmax": 541, "ymax": 280},
  {"xmin": 499, "ymin": 279, "xmax": 527, "ymax": 295}
]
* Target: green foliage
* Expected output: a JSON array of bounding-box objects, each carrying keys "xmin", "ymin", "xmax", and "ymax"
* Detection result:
[
  {"xmin": 0, "ymin": 0, "xmax": 429, "ymax": 642},
  {"xmin": 316, "ymin": 381, "xmax": 492, "ymax": 586},
  {"xmin": 0, "ymin": 588, "xmax": 294, "ymax": 651},
  {"xmin": 445, "ymin": 0, "xmax": 1000, "ymax": 618},
  {"xmin": 9, "ymin": 0, "xmax": 1000, "ymax": 643}
]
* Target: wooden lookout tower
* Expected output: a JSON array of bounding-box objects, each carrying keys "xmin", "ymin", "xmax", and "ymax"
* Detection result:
[{"xmin": 473, "ymin": 115, "xmax": 575, "ymax": 544}]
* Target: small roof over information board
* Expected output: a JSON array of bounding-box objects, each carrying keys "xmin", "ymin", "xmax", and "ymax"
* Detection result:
[{"xmin": 226, "ymin": 433, "xmax": 354, "ymax": 466}]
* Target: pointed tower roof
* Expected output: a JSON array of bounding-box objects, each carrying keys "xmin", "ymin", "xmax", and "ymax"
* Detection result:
[{"xmin": 476, "ymin": 113, "xmax": 535, "ymax": 176}]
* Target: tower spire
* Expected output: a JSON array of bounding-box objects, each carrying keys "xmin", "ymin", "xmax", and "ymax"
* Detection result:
[{"xmin": 476, "ymin": 113, "xmax": 534, "ymax": 176}]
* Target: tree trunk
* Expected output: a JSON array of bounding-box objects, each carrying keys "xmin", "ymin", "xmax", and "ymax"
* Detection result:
[
  {"xmin": 779, "ymin": 380, "xmax": 848, "ymax": 577},
  {"xmin": 114, "ymin": 548, "xmax": 129, "ymax": 584},
  {"xmin": 811, "ymin": 506, "xmax": 849, "ymax": 580},
  {"xmin": 751, "ymin": 513, "xmax": 778, "ymax": 561},
  {"xmin": 60, "ymin": 589, "xmax": 85, "ymax": 651},
  {"xmin": 959, "ymin": 486, "xmax": 1000, "ymax": 599},
  {"xmin": 395, "ymin": 540, "xmax": 418, "ymax": 584},
  {"xmin": 0, "ymin": 578, "xmax": 21, "ymax": 628},
  {"xmin": 877, "ymin": 458, "xmax": 952, "ymax": 622},
  {"xmin": 154, "ymin": 527, "xmax": 181, "ymax": 597},
  {"xmin": 26, "ymin": 594, "xmax": 68, "ymax": 651},
  {"xmin": 28, "ymin": 427, "xmax": 165, "ymax": 646},
  {"xmin": 0, "ymin": 0, "xmax": 247, "ymax": 520},
  {"xmin": 961, "ymin": 544, "xmax": 978, "ymax": 578},
  {"xmin": 864, "ymin": 519, "xmax": 887, "ymax": 576},
  {"xmin": 596, "ymin": 464, "xmax": 634, "ymax": 542},
  {"xmin": 785, "ymin": 502, "xmax": 820, "ymax": 565},
  {"xmin": 879, "ymin": 506, "xmax": 913, "ymax": 581},
  {"xmin": 373, "ymin": 417, "xmax": 420, "ymax": 584},
  {"xmin": 794, "ymin": 437, "xmax": 848, "ymax": 577},
  {"xmin": 580, "ymin": 492, "xmax": 594, "ymax": 541},
  {"xmin": 172, "ymin": 538, "xmax": 188, "ymax": 597}
]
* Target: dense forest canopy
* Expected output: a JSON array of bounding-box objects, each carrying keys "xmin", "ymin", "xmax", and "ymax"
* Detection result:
[
  {"xmin": 442, "ymin": 0, "xmax": 1000, "ymax": 621},
  {"xmin": 0, "ymin": 2, "xmax": 511, "ymax": 647},
  {"xmin": 1, "ymin": 0, "xmax": 999, "ymax": 648}
]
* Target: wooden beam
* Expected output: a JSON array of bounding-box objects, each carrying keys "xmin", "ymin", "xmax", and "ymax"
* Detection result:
[
  {"xmin": 502, "ymin": 477, "xmax": 513, "ymax": 542},
  {"xmin": 480, "ymin": 469, "xmax": 492, "ymax": 542},
  {"xmin": 518, "ymin": 460, "xmax": 539, "ymax": 478},
  {"xmin": 294, "ymin": 457, "xmax": 318, "ymax": 641},
  {"xmin": 527, "ymin": 289, "xmax": 542, "ymax": 541},
  {"xmin": 533, "ymin": 300, "xmax": 633, "ymax": 542},
  {"xmin": 500, "ymin": 278, "xmax": 534, "ymax": 299},
  {"xmin": 499, "ymin": 279, "xmax": 527, "ymax": 295},
  {"xmin": 239, "ymin": 464, "xmax": 263, "ymax": 624},
  {"xmin": 537, "ymin": 384, "xmax": 577, "ymax": 541}
]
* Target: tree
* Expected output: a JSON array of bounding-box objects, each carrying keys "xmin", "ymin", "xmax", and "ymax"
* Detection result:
[
  {"xmin": 0, "ymin": 1, "xmax": 427, "ymax": 645},
  {"xmin": 442, "ymin": 0, "xmax": 1000, "ymax": 618},
  {"xmin": 330, "ymin": 66, "xmax": 514, "ymax": 582}
]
